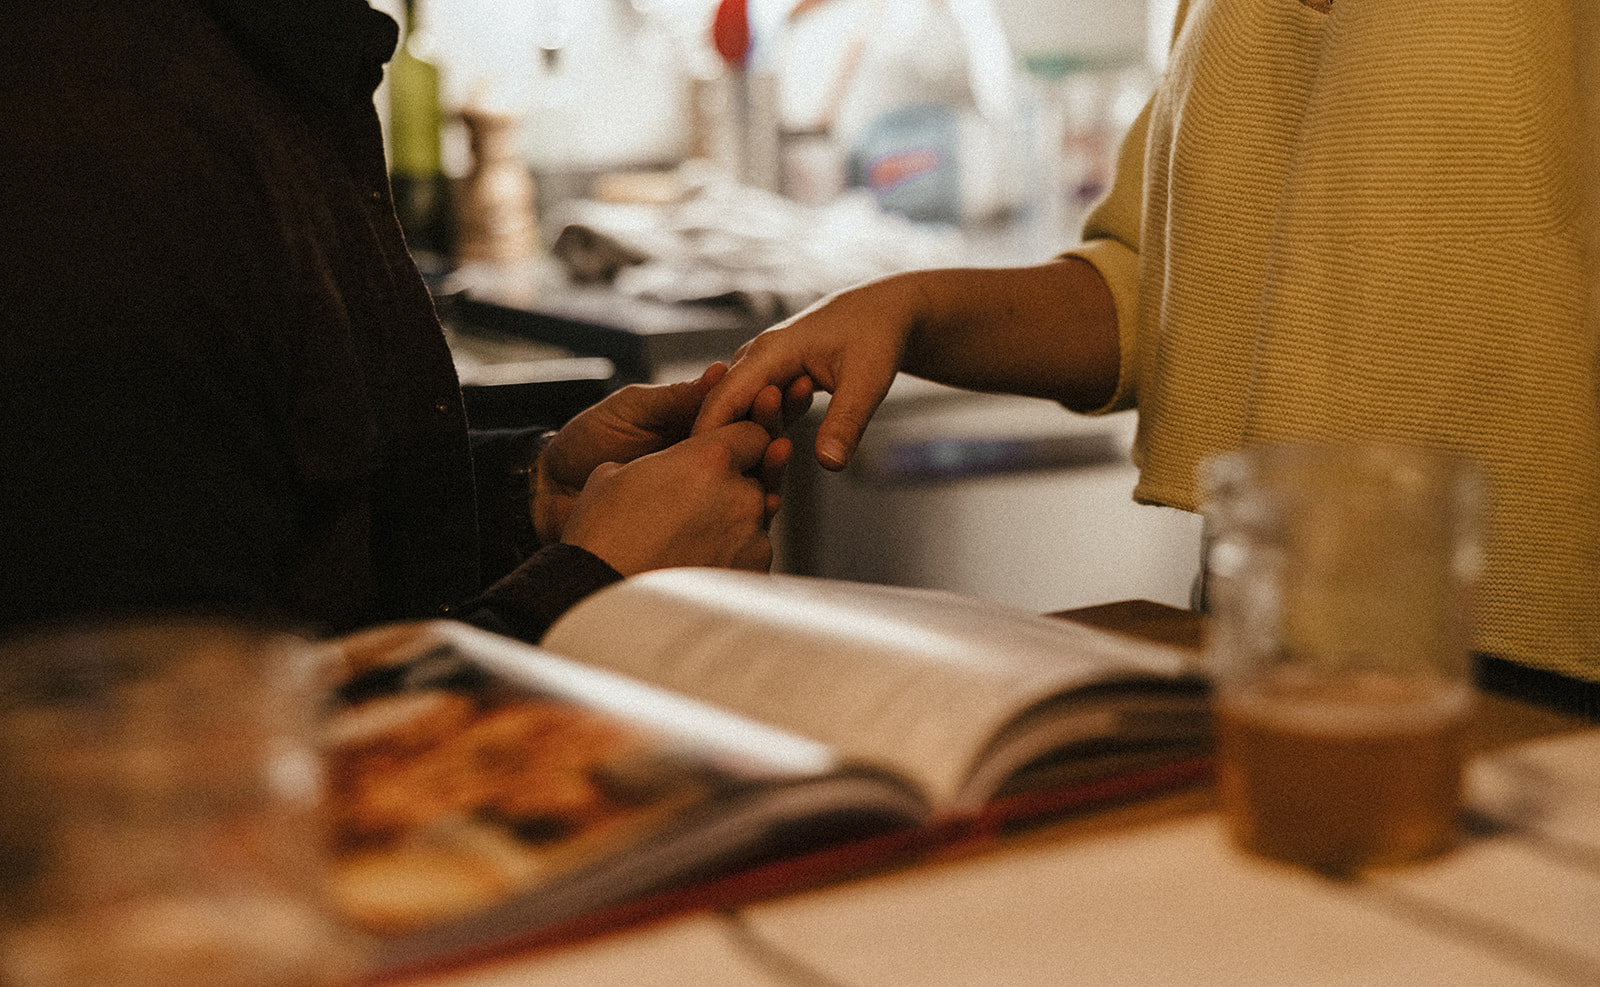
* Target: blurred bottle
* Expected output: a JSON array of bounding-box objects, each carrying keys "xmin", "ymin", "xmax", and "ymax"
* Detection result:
[
  {"xmin": 388, "ymin": 0, "xmax": 455, "ymax": 263},
  {"xmin": 1016, "ymin": 56, "xmax": 1153, "ymax": 248},
  {"xmin": 819, "ymin": 0, "xmax": 1023, "ymax": 226},
  {"xmin": 705, "ymin": 0, "xmax": 782, "ymax": 193},
  {"xmin": 455, "ymin": 106, "xmax": 539, "ymax": 266}
]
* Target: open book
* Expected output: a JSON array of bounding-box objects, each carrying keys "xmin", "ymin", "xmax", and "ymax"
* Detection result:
[{"xmin": 324, "ymin": 570, "xmax": 1212, "ymax": 974}]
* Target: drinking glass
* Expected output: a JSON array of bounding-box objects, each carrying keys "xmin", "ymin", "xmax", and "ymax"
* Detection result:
[
  {"xmin": 0, "ymin": 620, "xmax": 366, "ymax": 986},
  {"xmin": 1200, "ymin": 442, "xmax": 1482, "ymax": 873}
]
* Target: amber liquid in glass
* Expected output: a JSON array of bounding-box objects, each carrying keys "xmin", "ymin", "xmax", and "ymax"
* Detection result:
[{"xmin": 1216, "ymin": 672, "xmax": 1472, "ymax": 873}]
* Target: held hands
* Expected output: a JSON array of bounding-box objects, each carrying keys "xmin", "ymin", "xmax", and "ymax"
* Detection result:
[
  {"xmin": 536, "ymin": 363, "xmax": 810, "ymax": 575},
  {"xmin": 692, "ymin": 276, "xmax": 919, "ymax": 471}
]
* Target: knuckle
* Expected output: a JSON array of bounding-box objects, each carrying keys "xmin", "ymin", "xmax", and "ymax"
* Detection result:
[
  {"xmin": 690, "ymin": 437, "xmax": 736, "ymax": 471},
  {"xmin": 615, "ymin": 382, "xmax": 653, "ymax": 404}
]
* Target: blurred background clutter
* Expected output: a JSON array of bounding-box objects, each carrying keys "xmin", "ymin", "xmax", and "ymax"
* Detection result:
[
  {"xmin": 375, "ymin": 0, "xmax": 1167, "ymax": 278},
  {"xmin": 376, "ymin": 0, "xmax": 1203, "ymax": 614}
]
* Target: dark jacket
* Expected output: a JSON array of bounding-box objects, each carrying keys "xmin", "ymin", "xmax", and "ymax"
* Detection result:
[{"xmin": 0, "ymin": 0, "xmax": 618, "ymax": 640}]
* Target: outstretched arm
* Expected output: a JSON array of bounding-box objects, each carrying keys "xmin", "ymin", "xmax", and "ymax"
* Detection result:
[{"xmin": 693, "ymin": 256, "xmax": 1119, "ymax": 470}]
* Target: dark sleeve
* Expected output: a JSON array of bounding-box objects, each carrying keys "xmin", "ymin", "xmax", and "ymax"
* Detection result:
[
  {"xmin": 468, "ymin": 427, "xmax": 553, "ymax": 584},
  {"xmin": 462, "ymin": 425, "xmax": 626, "ymax": 643},
  {"xmin": 453, "ymin": 543, "xmax": 624, "ymax": 643}
]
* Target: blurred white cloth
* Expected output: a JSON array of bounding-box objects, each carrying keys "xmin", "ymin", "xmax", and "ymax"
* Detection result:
[{"xmin": 550, "ymin": 166, "xmax": 965, "ymax": 323}]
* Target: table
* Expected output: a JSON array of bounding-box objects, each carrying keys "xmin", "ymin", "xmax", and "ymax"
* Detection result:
[
  {"xmin": 389, "ymin": 603, "xmax": 1599, "ymax": 987},
  {"xmin": 446, "ymin": 267, "xmax": 761, "ymax": 385}
]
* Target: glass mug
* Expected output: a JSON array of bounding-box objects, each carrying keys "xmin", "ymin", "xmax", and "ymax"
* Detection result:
[
  {"xmin": 1200, "ymin": 442, "xmax": 1482, "ymax": 874},
  {"xmin": 0, "ymin": 620, "xmax": 365, "ymax": 987}
]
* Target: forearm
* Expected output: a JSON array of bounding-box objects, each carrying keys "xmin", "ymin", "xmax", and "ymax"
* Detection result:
[{"xmin": 897, "ymin": 256, "xmax": 1119, "ymax": 411}]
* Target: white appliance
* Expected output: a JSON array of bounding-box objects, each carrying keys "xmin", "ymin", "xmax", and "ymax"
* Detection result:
[{"xmin": 776, "ymin": 376, "xmax": 1204, "ymax": 614}]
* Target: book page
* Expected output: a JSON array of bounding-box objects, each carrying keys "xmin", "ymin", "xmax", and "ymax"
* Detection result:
[
  {"xmin": 321, "ymin": 621, "xmax": 926, "ymax": 952},
  {"xmin": 543, "ymin": 570, "xmax": 1202, "ymax": 811}
]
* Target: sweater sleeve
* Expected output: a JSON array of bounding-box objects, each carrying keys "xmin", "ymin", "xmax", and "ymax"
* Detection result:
[
  {"xmin": 1059, "ymin": 88, "xmax": 1154, "ymax": 416},
  {"xmin": 1056, "ymin": 0, "xmax": 1194, "ymax": 416}
]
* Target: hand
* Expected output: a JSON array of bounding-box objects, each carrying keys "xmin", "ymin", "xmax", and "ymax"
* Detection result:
[
  {"xmin": 535, "ymin": 363, "xmax": 720, "ymax": 545},
  {"xmin": 559, "ymin": 420, "xmax": 777, "ymax": 575},
  {"xmin": 536, "ymin": 363, "xmax": 807, "ymax": 545},
  {"xmin": 693, "ymin": 277, "xmax": 917, "ymax": 471}
]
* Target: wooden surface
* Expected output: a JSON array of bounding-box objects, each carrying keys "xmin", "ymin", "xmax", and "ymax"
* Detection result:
[
  {"xmin": 889, "ymin": 597, "xmax": 1600, "ymax": 940},
  {"xmin": 1053, "ymin": 598, "xmax": 1593, "ymax": 754},
  {"xmin": 1053, "ymin": 597, "xmax": 1208, "ymax": 651}
]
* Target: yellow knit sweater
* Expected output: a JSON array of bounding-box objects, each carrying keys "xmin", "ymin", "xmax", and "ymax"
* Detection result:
[{"xmin": 1068, "ymin": 0, "xmax": 1600, "ymax": 681}]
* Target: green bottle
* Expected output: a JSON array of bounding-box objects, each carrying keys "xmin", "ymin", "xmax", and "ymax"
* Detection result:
[{"xmin": 388, "ymin": 0, "xmax": 453, "ymax": 262}]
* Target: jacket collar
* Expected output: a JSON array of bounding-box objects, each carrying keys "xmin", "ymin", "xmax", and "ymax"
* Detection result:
[{"xmin": 198, "ymin": 0, "xmax": 398, "ymax": 108}]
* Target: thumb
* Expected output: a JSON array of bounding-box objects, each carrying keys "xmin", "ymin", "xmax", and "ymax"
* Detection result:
[
  {"xmin": 692, "ymin": 360, "xmax": 775, "ymax": 437},
  {"xmin": 615, "ymin": 363, "xmax": 728, "ymax": 437},
  {"xmin": 811, "ymin": 378, "xmax": 890, "ymax": 471}
]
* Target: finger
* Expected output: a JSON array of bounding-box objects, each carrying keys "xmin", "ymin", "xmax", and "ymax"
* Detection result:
[
  {"xmin": 782, "ymin": 376, "xmax": 815, "ymax": 426},
  {"xmin": 674, "ymin": 361, "xmax": 728, "ymax": 414},
  {"xmin": 760, "ymin": 437, "xmax": 792, "ymax": 523},
  {"xmin": 811, "ymin": 376, "xmax": 892, "ymax": 470},
  {"xmin": 607, "ymin": 363, "xmax": 727, "ymax": 444},
  {"xmin": 692, "ymin": 340, "xmax": 807, "ymax": 436},
  {"xmin": 760, "ymin": 436, "xmax": 792, "ymax": 495},
  {"xmin": 750, "ymin": 384, "xmax": 785, "ymax": 437},
  {"xmin": 704, "ymin": 420, "xmax": 776, "ymax": 475},
  {"xmin": 655, "ymin": 362, "xmax": 726, "ymax": 423},
  {"xmin": 665, "ymin": 362, "xmax": 728, "ymax": 430},
  {"xmin": 697, "ymin": 361, "xmax": 729, "ymax": 390}
]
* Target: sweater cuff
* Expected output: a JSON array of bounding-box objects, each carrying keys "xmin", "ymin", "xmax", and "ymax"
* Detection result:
[{"xmin": 1060, "ymin": 237, "xmax": 1141, "ymax": 414}]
